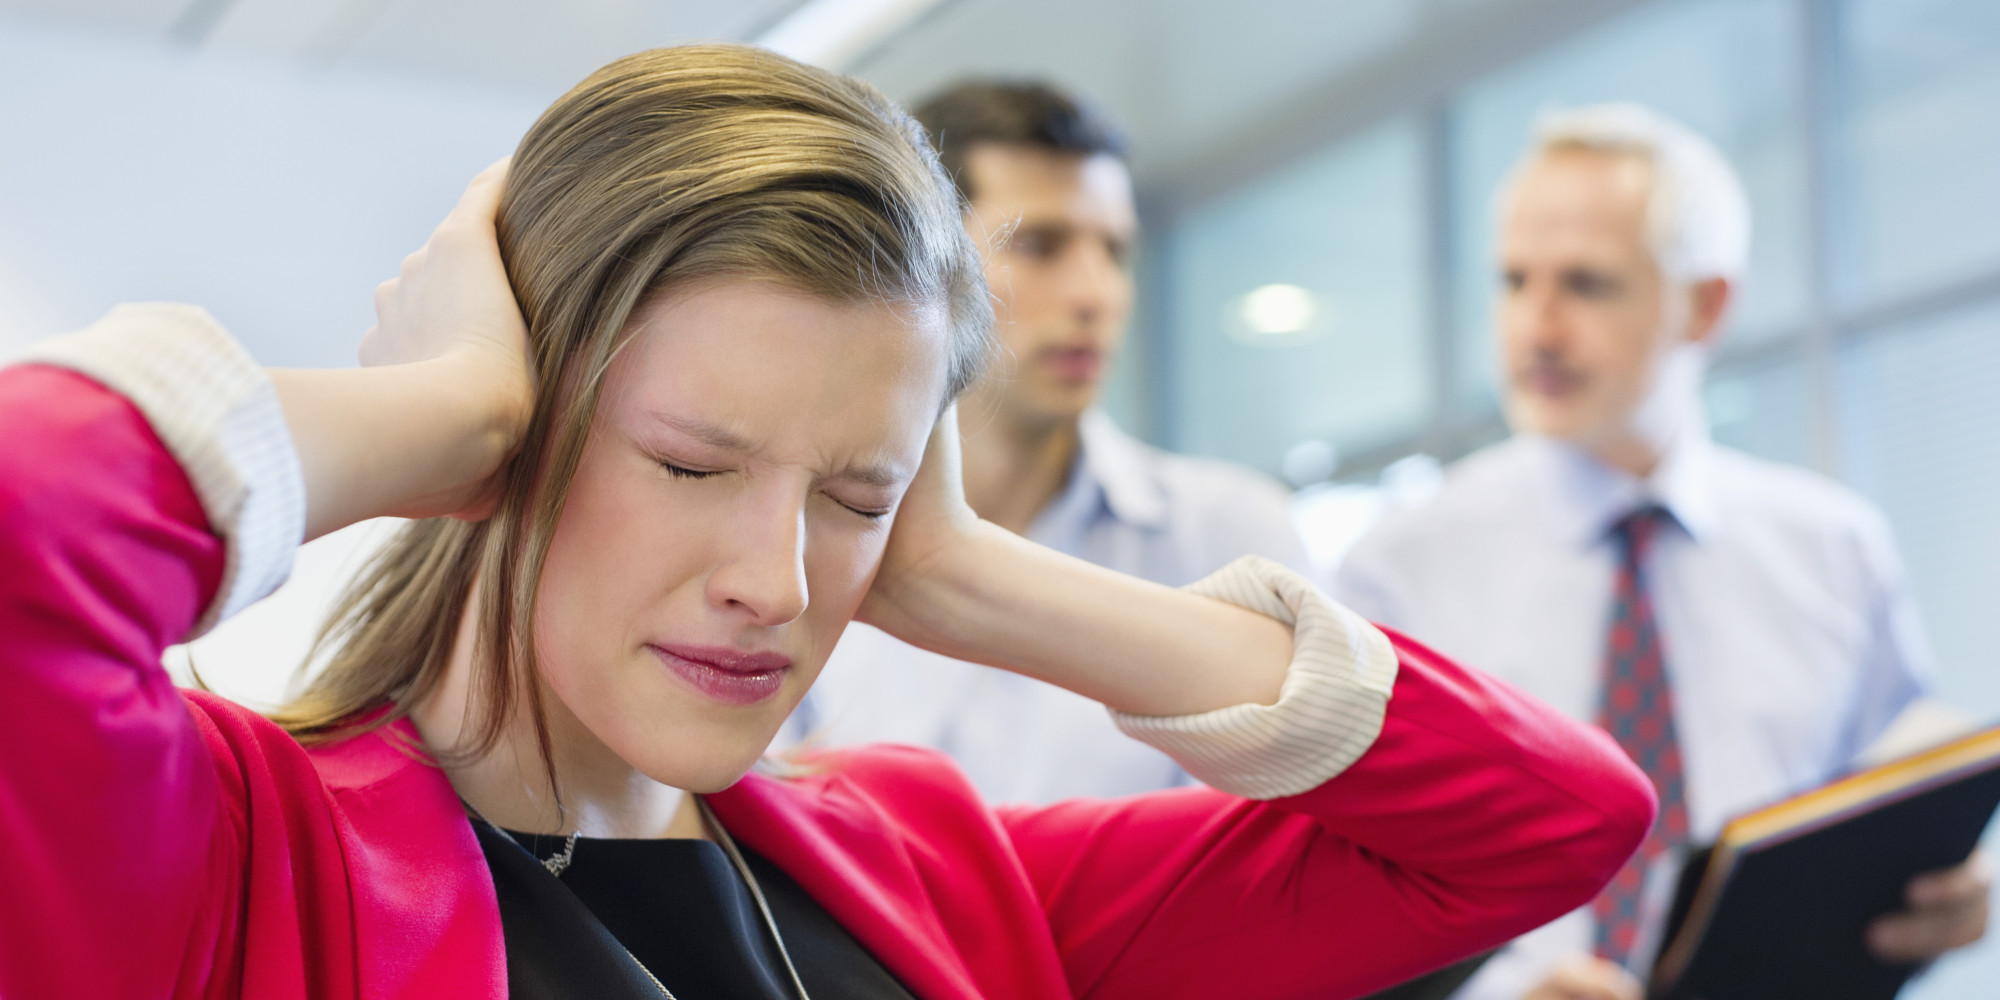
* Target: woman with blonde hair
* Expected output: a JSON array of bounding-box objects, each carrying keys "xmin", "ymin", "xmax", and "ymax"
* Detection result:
[{"xmin": 0, "ymin": 45, "xmax": 1650, "ymax": 999}]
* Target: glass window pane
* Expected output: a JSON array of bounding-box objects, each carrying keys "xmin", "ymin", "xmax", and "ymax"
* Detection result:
[
  {"xmin": 1161, "ymin": 117, "xmax": 1430, "ymax": 473},
  {"xmin": 1835, "ymin": 290, "xmax": 2000, "ymax": 999},
  {"xmin": 1833, "ymin": 0, "xmax": 2000, "ymax": 307},
  {"xmin": 1835, "ymin": 296, "xmax": 2000, "ymax": 719},
  {"xmin": 1705, "ymin": 354, "xmax": 1813, "ymax": 468},
  {"xmin": 1448, "ymin": 0, "xmax": 1809, "ymax": 411}
]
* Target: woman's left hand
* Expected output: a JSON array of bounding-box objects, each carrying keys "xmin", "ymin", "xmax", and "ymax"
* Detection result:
[
  {"xmin": 853, "ymin": 406, "xmax": 1294, "ymax": 717},
  {"xmin": 854, "ymin": 406, "xmax": 987, "ymax": 649}
]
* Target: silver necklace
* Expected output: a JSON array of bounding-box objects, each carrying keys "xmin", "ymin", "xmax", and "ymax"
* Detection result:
[
  {"xmin": 540, "ymin": 830, "xmax": 580, "ymax": 877},
  {"xmin": 512, "ymin": 797, "xmax": 812, "ymax": 1000}
]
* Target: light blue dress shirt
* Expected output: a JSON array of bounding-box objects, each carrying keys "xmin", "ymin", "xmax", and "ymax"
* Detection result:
[
  {"xmin": 1334, "ymin": 430, "xmax": 1934, "ymax": 997},
  {"xmin": 784, "ymin": 410, "xmax": 1310, "ymax": 804}
]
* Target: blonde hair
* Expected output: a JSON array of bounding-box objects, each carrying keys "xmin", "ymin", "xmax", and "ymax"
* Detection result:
[{"xmin": 270, "ymin": 45, "xmax": 992, "ymax": 780}]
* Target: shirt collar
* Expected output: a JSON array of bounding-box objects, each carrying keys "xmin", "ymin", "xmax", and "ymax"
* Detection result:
[
  {"xmin": 1522, "ymin": 425, "xmax": 1717, "ymax": 549},
  {"xmin": 1033, "ymin": 410, "xmax": 1169, "ymax": 538}
]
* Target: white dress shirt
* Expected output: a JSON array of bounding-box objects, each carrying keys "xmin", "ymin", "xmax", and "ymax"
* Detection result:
[
  {"xmin": 785, "ymin": 409, "xmax": 1311, "ymax": 804},
  {"xmin": 1333, "ymin": 429, "xmax": 1934, "ymax": 998}
]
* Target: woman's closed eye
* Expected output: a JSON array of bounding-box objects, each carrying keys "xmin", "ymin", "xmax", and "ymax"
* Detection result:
[
  {"xmin": 831, "ymin": 495, "xmax": 892, "ymax": 521},
  {"xmin": 819, "ymin": 482, "xmax": 894, "ymax": 520},
  {"xmin": 659, "ymin": 460, "xmax": 722, "ymax": 480},
  {"xmin": 658, "ymin": 457, "xmax": 890, "ymax": 520}
]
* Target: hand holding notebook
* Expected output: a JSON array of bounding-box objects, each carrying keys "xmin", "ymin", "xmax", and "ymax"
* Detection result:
[{"xmin": 1649, "ymin": 725, "xmax": 2000, "ymax": 1000}]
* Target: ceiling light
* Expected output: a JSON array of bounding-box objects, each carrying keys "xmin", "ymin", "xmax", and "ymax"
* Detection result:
[
  {"xmin": 755, "ymin": 0, "xmax": 947, "ymax": 69},
  {"xmin": 1224, "ymin": 284, "xmax": 1329, "ymax": 346},
  {"xmin": 1282, "ymin": 439, "xmax": 1340, "ymax": 487}
]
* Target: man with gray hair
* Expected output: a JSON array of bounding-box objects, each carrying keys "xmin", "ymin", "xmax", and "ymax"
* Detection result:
[{"xmin": 1335, "ymin": 103, "xmax": 1989, "ymax": 1000}]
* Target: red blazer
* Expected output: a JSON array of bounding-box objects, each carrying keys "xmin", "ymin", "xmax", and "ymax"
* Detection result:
[{"xmin": 0, "ymin": 364, "xmax": 1654, "ymax": 999}]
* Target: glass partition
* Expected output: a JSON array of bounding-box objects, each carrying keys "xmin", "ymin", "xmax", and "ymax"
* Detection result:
[
  {"xmin": 1160, "ymin": 118, "xmax": 1431, "ymax": 474},
  {"xmin": 1832, "ymin": 0, "xmax": 2000, "ymax": 308}
]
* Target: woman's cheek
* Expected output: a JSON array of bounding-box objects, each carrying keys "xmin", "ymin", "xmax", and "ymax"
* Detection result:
[{"xmin": 806, "ymin": 524, "xmax": 888, "ymax": 621}]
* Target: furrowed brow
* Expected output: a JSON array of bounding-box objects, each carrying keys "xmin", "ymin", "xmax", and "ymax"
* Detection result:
[
  {"xmin": 650, "ymin": 412, "xmax": 757, "ymax": 452},
  {"xmin": 651, "ymin": 411, "xmax": 906, "ymax": 488},
  {"xmin": 831, "ymin": 464, "xmax": 905, "ymax": 490}
]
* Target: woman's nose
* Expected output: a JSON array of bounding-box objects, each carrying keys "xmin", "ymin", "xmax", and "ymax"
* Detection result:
[{"xmin": 705, "ymin": 492, "xmax": 810, "ymax": 627}]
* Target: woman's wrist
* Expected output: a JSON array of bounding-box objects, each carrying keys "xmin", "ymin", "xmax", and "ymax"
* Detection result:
[
  {"xmin": 442, "ymin": 343, "xmax": 535, "ymax": 481},
  {"xmin": 859, "ymin": 515, "xmax": 1012, "ymax": 655},
  {"xmin": 857, "ymin": 403, "xmax": 1292, "ymax": 718},
  {"xmin": 866, "ymin": 523, "xmax": 1296, "ymax": 717},
  {"xmin": 273, "ymin": 350, "xmax": 530, "ymax": 538}
]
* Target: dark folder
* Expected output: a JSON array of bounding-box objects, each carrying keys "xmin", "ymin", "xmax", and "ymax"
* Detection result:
[{"xmin": 1649, "ymin": 724, "xmax": 2000, "ymax": 1000}]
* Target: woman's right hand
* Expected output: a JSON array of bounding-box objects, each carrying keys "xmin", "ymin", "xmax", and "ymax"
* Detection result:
[
  {"xmin": 273, "ymin": 160, "xmax": 536, "ymax": 538},
  {"xmin": 361, "ymin": 160, "xmax": 530, "ymax": 391},
  {"xmin": 360, "ymin": 158, "xmax": 534, "ymax": 519}
]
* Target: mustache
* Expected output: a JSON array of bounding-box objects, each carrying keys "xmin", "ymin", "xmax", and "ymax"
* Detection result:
[
  {"xmin": 1518, "ymin": 359, "xmax": 1581, "ymax": 376},
  {"xmin": 1513, "ymin": 354, "xmax": 1587, "ymax": 390}
]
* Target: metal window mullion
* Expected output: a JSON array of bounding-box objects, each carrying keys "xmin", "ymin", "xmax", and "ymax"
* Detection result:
[
  {"xmin": 1420, "ymin": 103, "xmax": 1462, "ymax": 459},
  {"xmin": 1797, "ymin": 0, "xmax": 1846, "ymax": 477},
  {"xmin": 1137, "ymin": 211, "xmax": 1183, "ymax": 450}
]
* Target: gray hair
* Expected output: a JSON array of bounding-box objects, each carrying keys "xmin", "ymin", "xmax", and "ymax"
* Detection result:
[{"xmin": 1507, "ymin": 102, "xmax": 1751, "ymax": 283}]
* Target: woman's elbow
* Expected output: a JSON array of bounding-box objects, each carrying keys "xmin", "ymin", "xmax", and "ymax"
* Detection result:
[{"xmin": 1572, "ymin": 741, "xmax": 1659, "ymax": 901}]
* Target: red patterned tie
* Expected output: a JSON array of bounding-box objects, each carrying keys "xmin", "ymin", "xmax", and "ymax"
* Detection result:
[{"xmin": 1591, "ymin": 506, "xmax": 1689, "ymax": 970}]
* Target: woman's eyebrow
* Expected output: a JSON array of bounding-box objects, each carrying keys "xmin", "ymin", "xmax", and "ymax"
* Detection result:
[
  {"xmin": 829, "ymin": 464, "xmax": 905, "ymax": 489},
  {"xmin": 648, "ymin": 411, "xmax": 757, "ymax": 452}
]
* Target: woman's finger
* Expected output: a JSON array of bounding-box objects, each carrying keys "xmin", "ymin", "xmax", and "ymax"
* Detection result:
[{"xmin": 439, "ymin": 156, "xmax": 511, "ymax": 236}]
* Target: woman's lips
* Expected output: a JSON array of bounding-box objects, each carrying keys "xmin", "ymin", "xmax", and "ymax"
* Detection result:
[{"xmin": 646, "ymin": 643, "xmax": 791, "ymax": 707}]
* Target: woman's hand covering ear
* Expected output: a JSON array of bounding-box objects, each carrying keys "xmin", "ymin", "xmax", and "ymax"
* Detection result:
[
  {"xmin": 360, "ymin": 158, "xmax": 535, "ymax": 521},
  {"xmin": 855, "ymin": 405, "xmax": 982, "ymax": 643},
  {"xmin": 271, "ymin": 160, "xmax": 538, "ymax": 538},
  {"xmin": 855, "ymin": 406, "xmax": 1296, "ymax": 719}
]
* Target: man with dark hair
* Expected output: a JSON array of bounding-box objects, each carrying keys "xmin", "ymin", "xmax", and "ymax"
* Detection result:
[
  {"xmin": 918, "ymin": 80, "xmax": 1131, "ymax": 203},
  {"xmin": 786, "ymin": 79, "xmax": 1310, "ymax": 804}
]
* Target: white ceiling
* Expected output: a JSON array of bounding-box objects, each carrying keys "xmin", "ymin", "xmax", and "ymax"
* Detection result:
[
  {"xmin": 856, "ymin": 0, "xmax": 1434, "ymax": 176},
  {"xmin": 852, "ymin": 0, "xmax": 1631, "ymax": 200},
  {"xmin": 0, "ymin": 0, "xmax": 805, "ymax": 94},
  {"xmin": 0, "ymin": 0, "xmax": 1632, "ymax": 200}
]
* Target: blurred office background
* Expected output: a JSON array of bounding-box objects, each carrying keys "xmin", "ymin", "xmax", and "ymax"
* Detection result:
[{"xmin": 1, "ymin": 1, "xmax": 1995, "ymax": 992}]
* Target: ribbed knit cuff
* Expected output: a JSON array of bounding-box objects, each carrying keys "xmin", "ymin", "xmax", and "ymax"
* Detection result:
[
  {"xmin": 11, "ymin": 304, "xmax": 306, "ymax": 637},
  {"xmin": 1109, "ymin": 556, "xmax": 1399, "ymax": 800}
]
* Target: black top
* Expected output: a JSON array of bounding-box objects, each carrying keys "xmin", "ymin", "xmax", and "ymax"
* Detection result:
[{"xmin": 475, "ymin": 819, "xmax": 919, "ymax": 1000}]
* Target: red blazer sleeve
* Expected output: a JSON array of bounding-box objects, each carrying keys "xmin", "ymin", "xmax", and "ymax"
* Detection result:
[
  {"xmin": 996, "ymin": 629, "xmax": 1655, "ymax": 1000},
  {"xmin": 0, "ymin": 365, "xmax": 233, "ymax": 998}
]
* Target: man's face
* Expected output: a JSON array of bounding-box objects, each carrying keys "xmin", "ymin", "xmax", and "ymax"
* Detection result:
[
  {"xmin": 962, "ymin": 145, "xmax": 1138, "ymax": 424},
  {"xmin": 1496, "ymin": 149, "xmax": 1707, "ymax": 450}
]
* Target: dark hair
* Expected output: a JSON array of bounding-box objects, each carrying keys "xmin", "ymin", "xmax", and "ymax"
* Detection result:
[{"xmin": 913, "ymin": 79, "xmax": 1130, "ymax": 204}]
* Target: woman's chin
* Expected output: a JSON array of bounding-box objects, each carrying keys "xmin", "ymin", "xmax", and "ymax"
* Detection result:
[
  {"xmin": 641, "ymin": 754, "xmax": 766, "ymax": 795},
  {"xmin": 611, "ymin": 716, "xmax": 788, "ymax": 795},
  {"xmin": 571, "ymin": 670, "xmax": 808, "ymax": 794}
]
